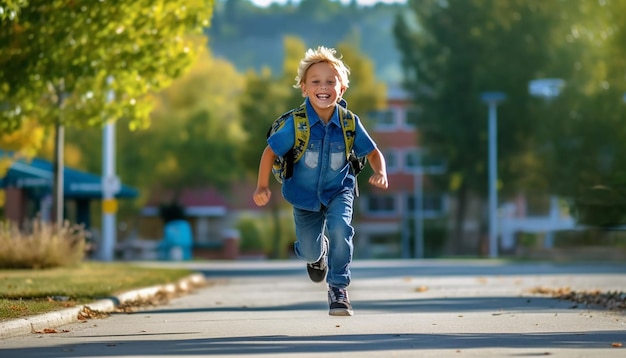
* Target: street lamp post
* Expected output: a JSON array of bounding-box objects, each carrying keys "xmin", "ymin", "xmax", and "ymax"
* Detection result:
[
  {"xmin": 100, "ymin": 78, "xmax": 120, "ymax": 261},
  {"xmin": 480, "ymin": 91, "xmax": 506, "ymax": 259},
  {"xmin": 414, "ymin": 151, "xmax": 423, "ymax": 259}
]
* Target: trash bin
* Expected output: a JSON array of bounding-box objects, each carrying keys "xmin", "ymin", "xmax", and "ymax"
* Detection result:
[{"xmin": 158, "ymin": 220, "xmax": 193, "ymax": 261}]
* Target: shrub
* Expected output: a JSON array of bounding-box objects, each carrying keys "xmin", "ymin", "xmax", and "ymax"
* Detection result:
[
  {"xmin": 236, "ymin": 216, "xmax": 268, "ymax": 253},
  {"xmin": 236, "ymin": 213, "xmax": 296, "ymax": 258},
  {"xmin": 0, "ymin": 219, "xmax": 87, "ymax": 269}
]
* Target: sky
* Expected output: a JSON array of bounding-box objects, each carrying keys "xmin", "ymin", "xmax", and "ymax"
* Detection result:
[{"xmin": 251, "ymin": 0, "xmax": 406, "ymax": 7}]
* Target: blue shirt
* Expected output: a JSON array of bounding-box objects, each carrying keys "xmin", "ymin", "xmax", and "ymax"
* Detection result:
[{"xmin": 267, "ymin": 98, "xmax": 377, "ymax": 211}]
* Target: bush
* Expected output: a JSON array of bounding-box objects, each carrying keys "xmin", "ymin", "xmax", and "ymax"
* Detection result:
[
  {"xmin": 236, "ymin": 213, "xmax": 296, "ymax": 258},
  {"xmin": 237, "ymin": 217, "xmax": 267, "ymax": 253},
  {"xmin": 0, "ymin": 219, "xmax": 87, "ymax": 269}
]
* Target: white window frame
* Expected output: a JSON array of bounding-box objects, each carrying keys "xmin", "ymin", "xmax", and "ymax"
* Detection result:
[
  {"xmin": 370, "ymin": 109, "xmax": 396, "ymax": 131},
  {"xmin": 403, "ymin": 106, "xmax": 421, "ymax": 130}
]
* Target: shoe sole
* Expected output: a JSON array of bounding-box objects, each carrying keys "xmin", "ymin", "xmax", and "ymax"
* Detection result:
[
  {"xmin": 329, "ymin": 308, "xmax": 354, "ymax": 316},
  {"xmin": 307, "ymin": 237, "xmax": 329, "ymax": 283},
  {"xmin": 307, "ymin": 266, "xmax": 327, "ymax": 283}
]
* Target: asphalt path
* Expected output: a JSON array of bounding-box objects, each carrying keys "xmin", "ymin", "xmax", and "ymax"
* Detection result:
[{"xmin": 1, "ymin": 259, "xmax": 625, "ymax": 357}]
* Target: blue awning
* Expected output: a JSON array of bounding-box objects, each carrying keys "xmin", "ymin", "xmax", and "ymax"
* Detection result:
[{"xmin": 0, "ymin": 155, "xmax": 138, "ymax": 199}]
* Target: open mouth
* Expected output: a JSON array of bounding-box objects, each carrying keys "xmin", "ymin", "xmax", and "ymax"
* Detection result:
[{"xmin": 316, "ymin": 94, "xmax": 331, "ymax": 100}]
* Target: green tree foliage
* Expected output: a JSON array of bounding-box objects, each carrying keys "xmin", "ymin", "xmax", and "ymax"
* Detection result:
[
  {"xmin": 208, "ymin": 0, "xmax": 403, "ymax": 83},
  {"xmin": 527, "ymin": 1, "xmax": 626, "ymax": 225},
  {"xmin": 394, "ymin": 0, "xmax": 563, "ymax": 250},
  {"xmin": 0, "ymin": 0, "xmax": 27, "ymax": 20},
  {"xmin": 65, "ymin": 45, "xmax": 245, "ymax": 199},
  {"xmin": 395, "ymin": 0, "xmax": 626, "ymax": 233},
  {"xmin": 336, "ymin": 41, "xmax": 387, "ymax": 119},
  {"xmin": 0, "ymin": 0, "xmax": 214, "ymax": 133}
]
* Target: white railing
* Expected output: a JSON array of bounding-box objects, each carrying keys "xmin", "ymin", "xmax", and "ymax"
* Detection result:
[{"xmin": 499, "ymin": 196, "xmax": 576, "ymax": 250}]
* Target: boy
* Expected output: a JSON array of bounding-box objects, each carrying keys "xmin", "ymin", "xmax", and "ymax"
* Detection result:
[{"xmin": 253, "ymin": 46, "xmax": 388, "ymax": 316}]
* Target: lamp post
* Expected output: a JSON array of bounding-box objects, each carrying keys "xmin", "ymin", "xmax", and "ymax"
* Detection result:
[
  {"xmin": 100, "ymin": 78, "xmax": 120, "ymax": 261},
  {"xmin": 414, "ymin": 150, "xmax": 423, "ymax": 259},
  {"xmin": 480, "ymin": 91, "xmax": 506, "ymax": 259}
]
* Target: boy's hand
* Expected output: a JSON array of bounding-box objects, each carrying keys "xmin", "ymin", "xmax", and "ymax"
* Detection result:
[
  {"xmin": 369, "ymin": 173, "xmax": 388, "ymax": 190},
  {"xmin": 253, "ymin": 187, "xmax": 272, "ymax": 206}
]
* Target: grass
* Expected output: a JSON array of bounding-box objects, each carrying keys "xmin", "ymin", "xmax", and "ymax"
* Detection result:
[{"xmin": 0, "ymin": 262, "xmax": 195, "ymax": 320}]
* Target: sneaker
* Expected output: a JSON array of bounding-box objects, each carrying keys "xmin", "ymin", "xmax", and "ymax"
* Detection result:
[
  {"xmin": 328, "ymin": 286, "xmax": 353, "ymax": 316},
  {"xmin": 306, "ymin": 236, "xmax": 328, "ymax": 283}
]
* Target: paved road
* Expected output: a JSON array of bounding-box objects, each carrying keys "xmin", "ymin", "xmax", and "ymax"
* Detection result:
[{"xmin": 1, "ymin": 259, "xmax": 625, "ymax": 357}]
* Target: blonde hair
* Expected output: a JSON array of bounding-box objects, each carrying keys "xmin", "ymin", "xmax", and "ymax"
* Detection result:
[{"xmin": 293, "ymin": 46, "xmax": 350, "ymax": 89}]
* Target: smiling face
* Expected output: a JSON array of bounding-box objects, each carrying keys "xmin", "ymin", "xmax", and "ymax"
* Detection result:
[{"xmin": 300, "ymin": 61, "xmax": 346, "ymax": 121}]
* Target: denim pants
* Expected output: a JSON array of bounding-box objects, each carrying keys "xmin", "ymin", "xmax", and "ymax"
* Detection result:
[{"xmin": 293, "ymin": 191, "xmax": 355, "ymax": 289}]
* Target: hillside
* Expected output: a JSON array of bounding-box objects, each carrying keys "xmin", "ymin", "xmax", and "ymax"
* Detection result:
[{"xmin": 206, "ymin": 0, "xmax": 404, "ymax": 84}]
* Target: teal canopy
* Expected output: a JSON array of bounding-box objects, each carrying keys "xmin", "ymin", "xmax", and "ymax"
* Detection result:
[{"xmin": 0, "ymin": 154, "xmax": 138, "ymax": 199}]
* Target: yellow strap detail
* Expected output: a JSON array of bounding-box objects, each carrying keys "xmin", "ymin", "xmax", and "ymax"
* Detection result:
[{"xmin": 292, "ymin": 104, "xmax": 355, "ymax": 163}]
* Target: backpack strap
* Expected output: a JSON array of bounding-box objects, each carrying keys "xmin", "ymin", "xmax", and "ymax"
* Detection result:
[
  {"xmin": 291, "ymin": 104, "xmax": 309, "ymax": 164},
  {"xmin": 271, "ymin": 101, "xmax": 361, "ymax": 185},
  {"xmin": 338, "ymin": 106, "xmax": 356, "ymax": 159}
]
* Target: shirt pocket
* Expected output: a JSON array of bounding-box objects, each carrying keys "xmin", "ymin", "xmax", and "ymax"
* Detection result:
[
  {"xmin": 330, "ymin": 141, "xmax": 346, "ymax": 171},
  {"xmin": 304, "ymin": 140, "xmax": 321, "ymax": 169}
]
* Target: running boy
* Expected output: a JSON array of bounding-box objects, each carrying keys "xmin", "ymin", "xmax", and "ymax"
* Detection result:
[{"xmin": 253, "ymin": 46, "xmax": 388, "ymax": 316}]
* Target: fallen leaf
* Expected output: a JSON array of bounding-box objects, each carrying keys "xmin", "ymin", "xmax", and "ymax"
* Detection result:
[{"xmin": 612, "ymin": 342, "xmax": 622, "ymax": 348}]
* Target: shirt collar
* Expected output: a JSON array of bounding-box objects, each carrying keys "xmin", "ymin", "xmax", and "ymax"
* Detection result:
[{"xmin": 304, "ymin": 97, "xmax": 342, "ymax": 127}]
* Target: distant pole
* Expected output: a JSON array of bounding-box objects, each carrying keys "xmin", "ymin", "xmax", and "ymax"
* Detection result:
[
  {"xmin": 53, "ymin": 81, "xmax": 66, "ymax": 228},
  {"xmin": 481, "ymin": 92, "xmax": 506, "ymax": 259},
  {"xmin": 100, "ymin": 80, "xmax": 120, "ymax": 261},
  {"xmin": 54, "ymin": 121, "xmax": 64, "ymax": 227},
  {"xmin": 413, "ymin": 151, "xmax": 424, "ymax": 259}
]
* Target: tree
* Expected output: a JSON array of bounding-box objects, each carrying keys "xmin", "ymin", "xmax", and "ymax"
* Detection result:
[
  {"xmin": 527, "ymin": 1, "xmax": 626, "ymax": 226},
  {"xmin": 64, "ymin": 45, "xmax": 245, "ymax": 199},
  {"xmin": 336, "ymin": 40, "xmax": 387, "ymax": 120},
  {"xmin": 1, "ymin": 0, "xmax": 214, "ymax": 131},
  {"xmin": 1, "ymin": 0, "xmax": 214, "ymax": 223},
  {"xmin": 394, "ymin": 0, "xmax": 559, "ymax": 253}
]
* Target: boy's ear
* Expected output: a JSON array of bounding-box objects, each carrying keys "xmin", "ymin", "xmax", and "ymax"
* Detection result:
[{"xmin": 301, "ymin": 83, "xmax": 307, "ymax": 97}]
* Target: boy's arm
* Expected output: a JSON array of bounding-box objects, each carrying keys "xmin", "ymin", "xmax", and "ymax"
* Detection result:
[
  {"xmin": 253, "ymin": 145, "xmax": 277, "ymax": 206},
  {"xmin": 366, "ymin": 148, "xmax": 388, "ymax": 190}
]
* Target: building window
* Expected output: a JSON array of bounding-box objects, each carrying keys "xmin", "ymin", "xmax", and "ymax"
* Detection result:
[
  {"xmin": 383, "ymin": 149, "xmax": 398, "ymax": 173},
  {"xmin": 369, "ymin": 109, "xmax": 395, "ymax": 130},
  {"xmin": 405, "ymin": 149, "xmax": 420, "ymax": 170},
  {"xmin": 366, "ymin": 195, "xmax": 396, "ymax": 214},
  {"xmin": 405, "ymin": 107, "xmax": 420, "ymax": 128},
  {"xmin": 406, "ymin": 193, "xmax": 446, "ymax": 216},
  {"xmin": 405, "ymin": 149, "xmax": 447, "ymax": 174}
]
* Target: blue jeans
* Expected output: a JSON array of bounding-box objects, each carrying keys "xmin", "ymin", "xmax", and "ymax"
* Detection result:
[{"xmin": 293, "ymin": 191, "xmax": 355, "ymax": 289}]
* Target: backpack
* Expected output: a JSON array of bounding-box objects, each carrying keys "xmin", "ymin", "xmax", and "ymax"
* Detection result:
[{"xmin": 267, "ymin": 101, "xmax": 367, "ymax": 194}]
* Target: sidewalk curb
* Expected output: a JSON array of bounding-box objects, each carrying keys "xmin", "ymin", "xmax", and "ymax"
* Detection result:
[{"xmin": 0, "ymin": 273, "xmax": 206, "ymax": 339}]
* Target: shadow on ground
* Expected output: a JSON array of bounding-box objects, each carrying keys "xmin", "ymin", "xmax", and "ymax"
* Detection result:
[
  {"xmin": 198, "ymin": 260, "xmax": 626, "ymax": 279},
  {"xmin": 133, "ymin": 295, "xmax": 571, "ymax": 315},
  {"xmin": 2, "ymin": 331, "xmax": 623, "ymax": 357}
]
